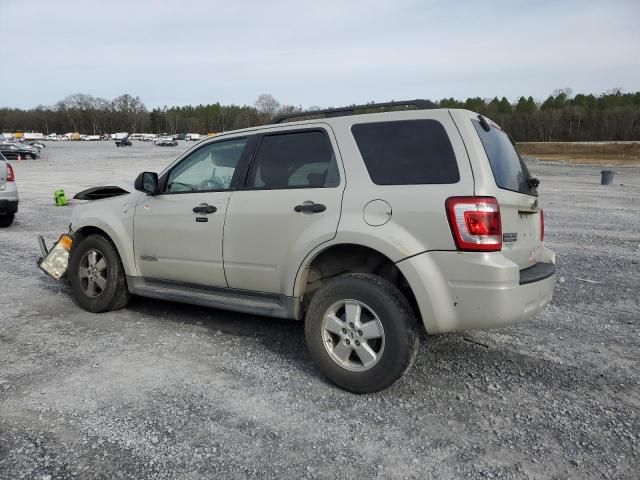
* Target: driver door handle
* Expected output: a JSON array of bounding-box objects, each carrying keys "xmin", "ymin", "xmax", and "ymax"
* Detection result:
[
  {"xmin": 294, "ymin": 203, "xmax": 326, "ymax": 213},
  {"xmin": 193, "ymin": 203, "xmax": 217, "ymax": 214}
]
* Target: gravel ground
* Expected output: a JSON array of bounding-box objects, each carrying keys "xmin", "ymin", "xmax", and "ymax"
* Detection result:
[{"xmin": 1, "ymin": 142, "xmax": 639, "ymax": 479}]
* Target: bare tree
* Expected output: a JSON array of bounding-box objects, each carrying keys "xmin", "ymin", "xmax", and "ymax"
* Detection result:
[
  {"xmin": 552, "ymin": 87, "xmax": 573, "ymax": 98},
  {"xmin": 111, "ymin": 94, "xmax": 147, "ymax": 133},
  {"xmin": 605, "ymin": 87, "xmax": 623, "ymax": 95},
  {"xmin": 278, "ymin": 104, "xmax": 301, "ymax": 116},
  {"xmin": 254, "ymin": 94, "xmax": 280, "ymax": 119}
]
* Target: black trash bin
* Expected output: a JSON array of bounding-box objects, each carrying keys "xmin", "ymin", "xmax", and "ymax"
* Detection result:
[{"xmin": 600, "ymin": 170, "xmax": 615, "ymax": 185}]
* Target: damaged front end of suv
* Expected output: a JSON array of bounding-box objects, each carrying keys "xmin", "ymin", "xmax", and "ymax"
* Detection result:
[{"xmin": 37, "ymin": 183, "xmax": 131, "ymax": 281}]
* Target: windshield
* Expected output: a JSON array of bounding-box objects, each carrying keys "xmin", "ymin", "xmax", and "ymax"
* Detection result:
[{"xmin": 472, "ymin": 119, "xmax": 536, "ymax": 196}]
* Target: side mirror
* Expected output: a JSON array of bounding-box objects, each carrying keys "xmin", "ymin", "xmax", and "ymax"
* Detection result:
[{"xmin": 134, "ymin": 171, "xmax": 159, "ymax": 195}]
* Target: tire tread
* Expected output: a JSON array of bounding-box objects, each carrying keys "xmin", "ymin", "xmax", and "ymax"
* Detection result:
[
  {"xmin": 69, "ymin": 234, "xmax": 130, "ymax": 312},
  {"xmin": 305, "ymin": 273, "xmax": 419, "ymax": 393}
]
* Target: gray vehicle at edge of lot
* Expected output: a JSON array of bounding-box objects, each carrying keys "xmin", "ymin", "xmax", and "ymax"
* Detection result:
[
  {"xmin": 38, "ymin": 100, "xmax": 556, "ymax": 393},
  {"xmin": 0, "ymin": 142, "xmax": 40, "ymax": 160},
  {"xmin": 0, "ymin": 152, "xmax": 19, "ymax": 227}
]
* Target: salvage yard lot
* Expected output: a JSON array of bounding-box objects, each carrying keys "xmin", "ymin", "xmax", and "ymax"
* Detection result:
[{"xmin": 1, "ymin": 142, "xmax": 639, "ymax": 479}]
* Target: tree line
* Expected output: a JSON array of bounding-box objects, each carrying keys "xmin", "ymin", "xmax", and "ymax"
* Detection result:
[
  {"xmin": 440, "ymin": 88, "xmax": 640, "ymax": 142},
  {"xmin": 1, "ymin": 89, "xmax": 639, "ymax": 142}
]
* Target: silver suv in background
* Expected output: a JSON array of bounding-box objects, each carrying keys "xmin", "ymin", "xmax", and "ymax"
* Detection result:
[
  {"xmin": 0, "ymin": 152, "xmax": 18, "ymax": 227},
  {"xmin": 38, "ymin": 100, "xmax": 556, "ymax": 393}
]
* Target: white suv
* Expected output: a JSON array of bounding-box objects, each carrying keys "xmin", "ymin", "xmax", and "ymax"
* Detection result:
[{"xmin": 38, "ymin": 100, "xmax": 556, "ymax": 393}]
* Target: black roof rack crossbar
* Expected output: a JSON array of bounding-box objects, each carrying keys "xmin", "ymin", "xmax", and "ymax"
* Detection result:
[{"xmin": 271, "ymin": 99, "xmax": 439, "ymax": 124}]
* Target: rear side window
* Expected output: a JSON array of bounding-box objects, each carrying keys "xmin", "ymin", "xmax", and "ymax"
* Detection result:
[
  {"xmin": 248, "ymin": 131, "xmax": 339, "ymax": 189},
  {"xmin": 472, "ymin": 120, "xmax": 535, "ymax": 195},
  {"xmin": 351, "ymin": 120, "xmax": 459, "ymax": 185}
]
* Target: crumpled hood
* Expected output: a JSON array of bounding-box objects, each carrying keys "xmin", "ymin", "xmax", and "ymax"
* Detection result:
[{"xmin": 73, "ymin": 179, "xmax": 134, "ymax": 200}]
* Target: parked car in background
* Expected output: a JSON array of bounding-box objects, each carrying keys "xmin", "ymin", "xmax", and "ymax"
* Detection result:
[
  {"xmin": 0, "ymin": 143, "xmax": 40, "ymax": 160},
  {"xmin": 115, "ymin": 137, "xmax": 132, "ymax": 147},
  {"xmin": 37, "ymin": 100, "xmax": 555, "ymax": 393},
  {"xmin": 0, "ymin": 152, "xmax": 18, "ymax": 227},
  {"xmin": 172, "ymin": 133, "xmax": 187, "ymax": 141},
  {"xmin": 185, "ymin": 133, "xmax": 201, "ymax": 141},
  {"xmin": 82, "ymin": 135, "xmax": 102, "ymax": 141},
  {"xmin": 143, "ymin": 134, "xmax": 157, "ymax": 142},
  {"xmin": 129, "ymin": 134, "xmax": 144, "ymax": 141},
  {"xmin": 22, "ymin": 140, "xmax": 45, "ymax": 150},
  {"xmin": 154, "ymin": 137, "xmax": 177, "ymax": 147}
]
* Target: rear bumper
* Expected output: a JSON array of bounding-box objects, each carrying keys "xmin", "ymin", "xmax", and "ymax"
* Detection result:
[
  {"xmin": 519, "ymin": 261, "xmax": 556, "ymax": 285},
  {"xmin": 397, "ymin": 247, "xmax": 556, "ymax": 334},
  {"xmin": 0, "ymin": 198, "xmax": 18, "ymax": 214}
]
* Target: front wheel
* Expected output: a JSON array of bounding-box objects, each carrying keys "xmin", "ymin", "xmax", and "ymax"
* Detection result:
[
  {"xmin": 69, "ymin": 234, "xmax": 130, "ymax": 312},
  {"xmin": 0, "ymin": 213, "xmax": 15, "ymax": 228},
  {"xmin": 305, "ymin": 273, "xmax": 419, "ymax": 393}
]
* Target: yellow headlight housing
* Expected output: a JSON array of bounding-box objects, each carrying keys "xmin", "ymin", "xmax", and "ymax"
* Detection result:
[{"xmin": 39, "ymin": 234, "xmax": 73, "ymax": 280}]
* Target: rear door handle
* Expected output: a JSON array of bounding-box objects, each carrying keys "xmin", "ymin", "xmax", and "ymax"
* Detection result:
[
  {"xmin": 193, "ymin": 203, "xmax": 217, "ymax": 214},
  {"xmin": 294, "ymin": 203, "xmax": 326, "ymax": 213}
]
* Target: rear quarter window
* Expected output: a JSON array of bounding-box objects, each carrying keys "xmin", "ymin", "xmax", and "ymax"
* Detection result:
[
  {"xmin": 472, "ymin": 119, "xmax": 535, "ymax": 196},
  {"xmin": 351, "ymin": 119, "xmax": 459, "ymax": 185}
]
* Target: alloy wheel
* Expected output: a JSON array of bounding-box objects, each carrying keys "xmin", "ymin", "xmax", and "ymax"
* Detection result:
[
  {"xmin": 321, "ymin": 299, "xmax": 385, "ymax": 372},
  {"xmin": 78, "ymin": 249, "xmax": 108, "ymax": 298}
]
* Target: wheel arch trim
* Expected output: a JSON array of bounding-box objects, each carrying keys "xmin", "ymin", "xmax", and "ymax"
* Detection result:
[{"xmin": 72, "ymin": 220, "xmax": 136, "ymax": 276}]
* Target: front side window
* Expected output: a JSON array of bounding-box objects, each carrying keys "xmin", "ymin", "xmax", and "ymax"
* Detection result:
[
  {"xmin": 351, "ymin": 119, "xmax": 459, "ymax": 185},
  {"xmin": 248, "ymin": 131, "xmax": 339, "ymax": 189},
  {"xmin": 166, "ymin": 138, "xmax": 247, "ymax": 192}
]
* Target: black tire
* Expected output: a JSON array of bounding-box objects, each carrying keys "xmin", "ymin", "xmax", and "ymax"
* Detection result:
[
  {"xmin": 0, "ymin": 213, "xmax": 15, "ymax": 228},
  {"xmin": 305, "ymin": 273, "xmax": 419, "ymax": 393},
  {"xmin": 69, "ymin": 234, "xmax": 130, "ymax": 313}
]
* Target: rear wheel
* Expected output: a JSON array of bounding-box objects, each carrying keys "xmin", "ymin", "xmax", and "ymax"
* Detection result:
[
  {"xmin": 69, "ymin": 234, "xmax": 130, "ymax": 312},
  {"xmin": 0, "ymin": 213, "xmax": 15, "ymax": 228},
  {"xmin": 305, "ymin": 273, "xmax": 419, "ymax": 393}
]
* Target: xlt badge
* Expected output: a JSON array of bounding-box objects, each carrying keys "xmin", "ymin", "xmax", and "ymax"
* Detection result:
[{"xmin": 503, "ymin": 232, "xmax": 517, "ymax": 243}]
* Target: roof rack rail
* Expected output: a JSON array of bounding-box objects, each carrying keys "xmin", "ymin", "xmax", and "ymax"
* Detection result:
[{"xmin": 271, "ymin": 99, "xmax": 439, "ymax": 124}]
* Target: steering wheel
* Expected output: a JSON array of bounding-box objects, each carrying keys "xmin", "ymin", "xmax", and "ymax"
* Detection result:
[
  {"xmin": 198, "ymin": 179, "xmax": 225, "ymax": 190},
  {"xmin": 168, "ymin": 181, "xmax": 194, "ymax": 192}
]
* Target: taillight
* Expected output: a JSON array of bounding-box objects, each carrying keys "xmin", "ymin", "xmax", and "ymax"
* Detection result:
[
  {"xmin": 446, "ymin": 196, "xmax": 502, "ymax": 251},
  {"xmin": 540, "ymin": 208, "xmax": 544, "ymax": 241},
  {"xmin": 7, "ymin": 163, "xmax": 15, "ymax": 182}
]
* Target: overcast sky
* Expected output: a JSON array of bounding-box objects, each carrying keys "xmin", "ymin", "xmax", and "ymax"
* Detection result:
[{"xmin": 1, "ymin": 0, "xmax": 639, "ymax": 109}]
